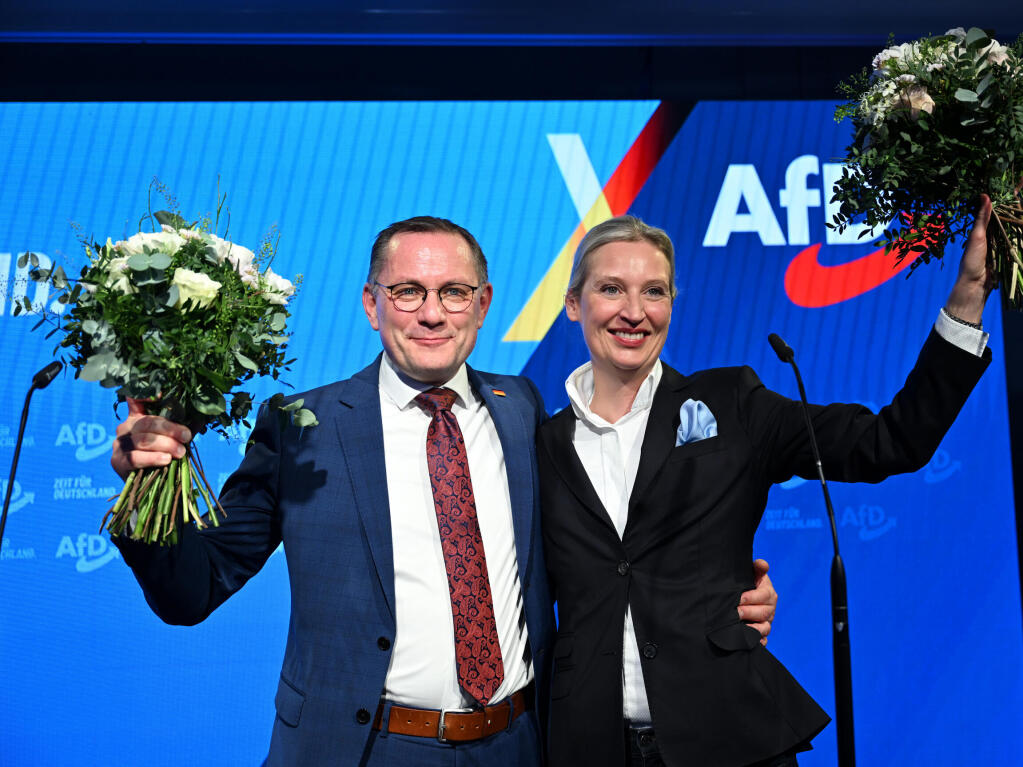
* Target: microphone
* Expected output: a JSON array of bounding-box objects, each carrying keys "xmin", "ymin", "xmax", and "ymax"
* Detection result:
[
  {"xmin": 767, "ymin": 332, "xmax": 793, "ymax": 363},
  {"xmin": 32, "ymin": 361, "xmax": 63, "ymax": 390},
  {"xmin": 2, "ymin": 360, "xmax": 64, "ymax": 548},
  {"xmin": 768, "ymin": 333, "xmax": 855, "ymax": 767}
]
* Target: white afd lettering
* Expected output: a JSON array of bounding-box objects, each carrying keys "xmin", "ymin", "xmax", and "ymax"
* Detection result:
[
  {"xmin": 703, "ymin": 165, "xmax": 786, "ymax": 247},
  {"xmin": 0, "ymin": 251, "xmax": 66, "ymax": 317},
  {"xmin": 778, "ymin": 155, "xmax": 821, "ymax": 246},
  {"xmin": 704, "ymin": 157, "xmax": 884, "ymax": 248}
]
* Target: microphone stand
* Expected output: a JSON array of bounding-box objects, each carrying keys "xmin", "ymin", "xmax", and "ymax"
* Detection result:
[
  {"xmin": 768, "ymin": 334, "xmax": 855, "ymax": 767},
  {"xmin": 1, "ymin": 361, "xmax": 63, "ymax": 546}
]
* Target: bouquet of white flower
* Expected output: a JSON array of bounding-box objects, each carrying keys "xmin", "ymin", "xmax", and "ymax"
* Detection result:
[
  {"xmin": 20, "ymin": 191, "xmax": 316, "ymax": 545},
  {"xmin": 831, "ymin": 27, "xmax": 1023, "ymax": 309}
]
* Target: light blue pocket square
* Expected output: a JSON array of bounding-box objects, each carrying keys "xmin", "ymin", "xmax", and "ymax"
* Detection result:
[{"xmin": 676, "ymin": 399, "xmax": 718, "ymax": 447}]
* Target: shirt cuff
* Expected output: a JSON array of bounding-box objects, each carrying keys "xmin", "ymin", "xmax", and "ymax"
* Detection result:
[{"xmin": 935, "ymin": 308, "xmax": 988, "ymax": 357}]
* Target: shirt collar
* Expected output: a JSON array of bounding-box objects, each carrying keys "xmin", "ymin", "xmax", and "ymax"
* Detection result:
[
  {"xmin": 565, "ymin": 360, "xmax": 663, "ymax": 428},
  {"xmin": 378, "ymin": 351, "xmax": 475, "ymax": 411}
]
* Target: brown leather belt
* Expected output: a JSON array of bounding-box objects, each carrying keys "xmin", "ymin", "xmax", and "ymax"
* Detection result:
[{"xmin": 373, "ymin": 685, "xmax": 533, "ymax": 743}]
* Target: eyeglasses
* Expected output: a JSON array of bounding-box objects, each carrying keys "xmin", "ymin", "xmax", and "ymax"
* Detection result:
[{"xmin": 374, "ymin": 281, "xmax": 480, "ymax": 313}]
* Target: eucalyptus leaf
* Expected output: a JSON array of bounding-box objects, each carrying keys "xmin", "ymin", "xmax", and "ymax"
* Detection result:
[
  {"xmin": 234, "ymin": 351, "xmax": 258, "ymax": 371},
  {"xmin": 153, "ymin": 210, "xmax": 188, "ymax": 230},
  {"xmin": 148, "ymin": 252, "xmax": 172, "ymax": 270},
  {"xmin": 955, "ymin": 88, "xmax": 978, "ymax": 103},
  {"xmin": 964, "ymin": 27, "xmax": 989, "ymax": 49},
  {"xmin": 292, "ymin": 409, "xmax": 319, "ymax": 428},
  {"xmin": 127, "ymin": 253, "xmax": 152, "ymax": 271},
  {"xmin": 81, "ymin": 352, "xmax": 115, "ymax": 382},
  {"xmin": 192, "ymin": 391, "xmax": 227, "ymax": 416}
]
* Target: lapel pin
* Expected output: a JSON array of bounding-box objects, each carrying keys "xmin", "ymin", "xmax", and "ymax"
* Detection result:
[{"xmin": 492, "ymin": 389, "xmax": 506, "ymax": 397}]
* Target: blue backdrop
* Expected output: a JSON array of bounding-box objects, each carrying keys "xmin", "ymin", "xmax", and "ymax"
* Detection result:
[{"xmin": 0, "ymin": 100, "xmax": 1020, "ymax": 766}]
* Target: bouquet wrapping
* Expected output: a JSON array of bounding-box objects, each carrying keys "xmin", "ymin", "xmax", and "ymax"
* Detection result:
[
  {"xmin": 832, "ymin": 27, "xmax": 1023, "ymax": 309},
  {"xmin": 22, "ymin": 195, "xmax": 316, "ymax": 545}
]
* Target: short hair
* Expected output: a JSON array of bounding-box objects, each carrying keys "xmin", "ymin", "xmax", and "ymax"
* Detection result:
[
  {"xmin": 368, "ymin": 216, "xmax": 488, "ymax": 285},
  {"xmin": 566, "ymin": 215, "xmax": 677, "ymax": 299}
]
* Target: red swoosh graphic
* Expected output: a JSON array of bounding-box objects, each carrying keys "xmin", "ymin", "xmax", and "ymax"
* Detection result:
[{"xmin": 784, "ymin": 243, "xmax": 913, "ymax": 308}]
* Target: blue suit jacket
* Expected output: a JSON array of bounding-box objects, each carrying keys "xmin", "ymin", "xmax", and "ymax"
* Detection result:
[{"xmin": 115, "ymin": 356, "xmax": 555, "ymax": 765}]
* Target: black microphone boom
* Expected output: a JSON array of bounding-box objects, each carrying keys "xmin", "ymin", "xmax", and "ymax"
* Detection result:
[
  {"xmin": 1, "ymin": 360, "xmax": 64, "ymax": 548},
  {"xmin": 768, "ymin": 333, "xmax": 855, "ymax": 767},
  {"xmin": 32, "ymin": 360, "xmax": 63, "ymax": 390}
]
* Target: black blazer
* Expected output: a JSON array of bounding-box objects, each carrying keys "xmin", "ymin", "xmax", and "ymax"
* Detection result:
[{"xmin": 538, "ymin": 331, "xmax": 990, "ymax": 767}]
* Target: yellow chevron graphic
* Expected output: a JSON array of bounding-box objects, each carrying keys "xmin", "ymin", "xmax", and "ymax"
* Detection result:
[{"xmin": 503, "ymin": 192, "xmax": 614, "ymax": 342}]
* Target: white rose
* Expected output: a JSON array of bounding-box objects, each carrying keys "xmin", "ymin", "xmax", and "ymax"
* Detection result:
[
  {"xmin": 171, "ymin": 268, "xmax": 221, "ymax": 310},
  {"xmin": 207, "ymin": 234, "xmax": 257, "ymax": 276},
  {"xmin": 261, "ymin": 268, "xmax": 295, "ymax": 305},
  {"xmin": 116, "ymin": 229, "xmax": 185, "ymax": 257},
  {"xmin": 897, "ymin": 84, "xmax": 935, "ymax": 120},
  {"xmin": 239, "ymin": 266, "xmax": 259, "ymax": 289},
  {"xmin": 872, "ymin": 42, "xmax": 916, "ymax": 72},
  {"xmin": 104, "ymin": 255, "xmax": 136, "ymax": 295},
  {"xmin": 982, "ymin": 41, "xmax": 1010, "ymax": 66},
  {"xmin": 945, "ymin": 27, "xmax": 967, "ymax": 42}
]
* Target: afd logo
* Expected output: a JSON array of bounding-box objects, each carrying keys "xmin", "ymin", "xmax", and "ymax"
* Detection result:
[
  {"xmin": 55, "ymin": 533, "xmax": 120, "ymax": 572},
  {"xmin": 703, "ymin": 155, "xmax": 906, "ymax": 307},
  {"xmin": 55, "ymin": 422, "xmax": 111, "ymax": 462},
  {"xmin": 0, "ymin": 479, "xmax": 34, "ymax": 514},
  {"xmin": 841, "ymin": 504, "xmax": 897, "ymax": 541},
  {"xmin": 924, "ymin": 449, "xmax": 962, "ymax": 483},
  {"xmin": 0, "ymin": 251, "xmax": 66, "ymax": 317}
]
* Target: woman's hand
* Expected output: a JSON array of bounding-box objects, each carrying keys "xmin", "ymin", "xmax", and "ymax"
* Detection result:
[{"xmin": 738, "ymin": 559, "xmax": 777, "ymax": 646}]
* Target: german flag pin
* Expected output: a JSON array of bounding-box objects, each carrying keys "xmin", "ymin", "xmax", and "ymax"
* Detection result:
[{"xmin": 492, "ymin": 389, "xmax": 506, "ymax": 397}]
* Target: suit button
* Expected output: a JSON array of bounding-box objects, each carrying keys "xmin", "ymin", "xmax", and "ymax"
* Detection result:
[
  {"xmin": 377, "ymin": 636, "xmax": 391, "ymax": 651},
  {"xmin": 356, "ymin": 708, "xmax": 371, "ymax": 725},
  {"xmin": 617, "ymin": 560, "xmax": 630, "ymax": 576},
  {"xmin": 642, "ymin": 642, "xmax": 658, "ymax": 659}
]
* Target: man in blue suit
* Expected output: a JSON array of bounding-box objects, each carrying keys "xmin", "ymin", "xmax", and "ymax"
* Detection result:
[{"xmin": 111, "ymin": 216, "xmax": 776, "ymax": 765}]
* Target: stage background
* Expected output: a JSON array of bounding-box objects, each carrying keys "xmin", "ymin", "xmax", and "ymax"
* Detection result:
[{"xmin": 1, "ymin": 99, "xmax": 1021, "ymax": 765}]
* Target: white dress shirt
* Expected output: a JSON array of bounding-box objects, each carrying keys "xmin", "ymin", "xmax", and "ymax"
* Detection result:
[
  {"xmin": 378, "ymin": 352, "xmax": 532, "ymax": 709},
  {"xmin": 566, "ymin": 359, "xmax": 663, "ymax": 725},
  {"xmin": 563, "ymin": 311, "xmax": 987, "ymax": 724}
]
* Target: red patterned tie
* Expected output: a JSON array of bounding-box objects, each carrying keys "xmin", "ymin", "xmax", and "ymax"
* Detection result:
[{"xmin": 415, "ymin": 387, "xmax": 505, "ymax": 706}]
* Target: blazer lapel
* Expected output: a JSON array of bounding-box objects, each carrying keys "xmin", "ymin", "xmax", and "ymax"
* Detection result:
[
  {"xmin": 469, "ymin": 368, "xmax": 539, "ymax": 583},
  {"xmin": 541, "ymin": 409, "xmax": 618, "ymax": 536},
  {"xmin": 335, "ymin": 356, "xmax": 396, "ymax": 622},
  {"xmin": 629, "ymin": 364, "xmax": 690, "ymax": 510}
]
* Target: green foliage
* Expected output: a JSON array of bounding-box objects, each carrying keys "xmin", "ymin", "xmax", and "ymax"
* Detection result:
[
  {"xmin": 30, "ymin": 193, "xmax": 313, "ymax": 438},
  {"xmin": 832, "ymin": 27, "xmax": 1023, "ymax": 306}
]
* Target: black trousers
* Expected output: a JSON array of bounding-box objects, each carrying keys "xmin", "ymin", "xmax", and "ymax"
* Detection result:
[{"xmin": 624, "ymin": 726, "xmax": 800, "ymax": 767}]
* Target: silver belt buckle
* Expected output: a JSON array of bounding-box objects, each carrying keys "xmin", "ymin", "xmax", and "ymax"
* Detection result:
[{"xmin": 437, "ymin": 706, "xmax": 476, "ymax": 743}]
